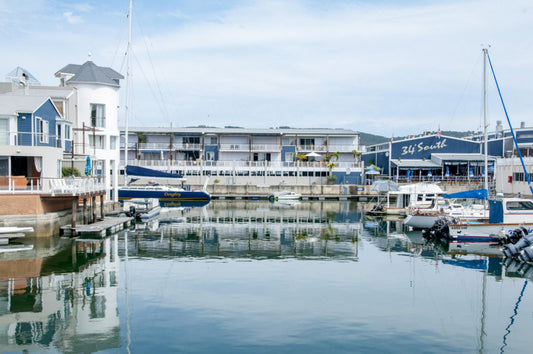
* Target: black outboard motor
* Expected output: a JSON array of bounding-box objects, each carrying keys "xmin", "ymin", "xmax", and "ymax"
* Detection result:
[
  {"xmin": 126, "ymin": 205, "xmax": 136, "ymax": 217},
  {"xmin": 422, "ymin": 217, "xmax": 452, "ymax": 240},
  {"xmin": 371, "ymin": 204, "xmax": 383, "ymax": 212},
  {"xmin": 502, "ymin": 228, "xmax": 532, "ymax": 258},
  {"xmin": 501, "ymin": 226, "xmax": 528, "ymax": 245}
]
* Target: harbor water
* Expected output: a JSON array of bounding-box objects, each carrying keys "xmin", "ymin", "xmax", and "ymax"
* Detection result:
[{"xmin": 1, "ymin": 200, "xmax": 532, "ymax": 353}]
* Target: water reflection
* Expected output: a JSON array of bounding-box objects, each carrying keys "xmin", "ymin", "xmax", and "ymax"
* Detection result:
[
  {"xmin": 129, "ymin": 200, "xmax": 363, "ymax": 260},
  {"xmin": 0, "ymin": 201, "xmax": 532, "ymax": 353},
  {"xmin": 0, "ymin": 236, "xmax": 120, "ymax": 352}
]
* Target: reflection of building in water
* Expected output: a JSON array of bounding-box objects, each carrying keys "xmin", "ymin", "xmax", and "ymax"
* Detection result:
[
  {"xmin": 127, "ymin": 201, "xmax": 363, "ymax": 259},
  {"xmin": 0, "ymin": 236, "xmax": 119, "ymax": 352}
]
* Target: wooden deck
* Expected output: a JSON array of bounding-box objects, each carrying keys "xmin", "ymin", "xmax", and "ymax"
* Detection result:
[{"xmin": 61, "ymin": 216, "xmax": 133, "ymax": 238}]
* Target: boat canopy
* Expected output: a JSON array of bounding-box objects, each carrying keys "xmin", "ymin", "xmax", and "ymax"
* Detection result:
[
  {"xmin": 126, "ymin": 165, "xmax": 184, "ymax": 179},
  {"xmin": 443, "ymin": 189, "xmax": 488, "ymax": 200}
]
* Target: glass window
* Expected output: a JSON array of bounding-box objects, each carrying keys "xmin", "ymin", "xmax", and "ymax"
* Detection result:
[
  {"xmin": 90, "ymin": 104, "xmax": 106, "ymax": 127},
  {"xmin": 110, "ymin": 136, "xmax": 117, "ymax": 149},
  {"xmin": 0, "ymin": 119, "xmax": 8, "ymax": 145},
  {"xmin": 89, "ymin": 135, "xmax": 105, "ymax": 149},
  {"xmin": 507, "ymin": 201, "xmax": 533, "ymax": 210}
]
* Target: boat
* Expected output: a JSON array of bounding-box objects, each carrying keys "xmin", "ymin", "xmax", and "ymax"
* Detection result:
[
  {"xmin": 404, "ymin": 189, "xmax": 489, "ymax": 229},
  {"xmin": 0, "ymin": 226, "xmax": 34, "ymax": 246},
  {"xmin": 268, "ymin": 190, "xmax": 301, "ymax": 201},
  {"xmin": 430, "ymin": 49, "xmax": 533, "ymax": 242},
  {"xmin": 123, "ymin": 198, "xmax": 161, "ymax": 221},
  {"xmin": 118, "ymin": 165, "xmax": 211, "ymax": 202},
  {"xmin": 371, "ymin": 182, "xmax": 444, "ymax": 216},
  {"xmin": 447, "ymin": 198, "xmax": 533, "ymax": 241}
]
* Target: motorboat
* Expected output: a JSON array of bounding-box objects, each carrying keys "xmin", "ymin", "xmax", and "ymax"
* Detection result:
[
  {"xmin": 268, "ymin": 190, "xmax": 301, "ymax": 201},
  {"xmin": 375, "ymin": 182, "xmax": 444, "ymax": 216},
  {"xmin": 404, "ymin": 190, "xmax": 489, "ymax": 229},
  {"xmin": 447, "ymin": 198, "xmax": 533, "ymax": 242}
]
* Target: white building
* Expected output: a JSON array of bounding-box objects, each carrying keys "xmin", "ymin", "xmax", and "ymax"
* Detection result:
[{"xmin": 55, "ymin": 60, "xmax": 123, "ymax": 200}]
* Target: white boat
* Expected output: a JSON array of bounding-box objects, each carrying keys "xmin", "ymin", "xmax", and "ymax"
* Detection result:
[
  {"xmin": 382, "ymin": 182, "xmax": 444, "ymax": 216},
  {"xmin": 268, "ymin": 191, "xmax": 301, "ymax": 201},
  {"xmin": 448, "ymin": 198, "xmax": 533, "ymax": 241},
  {"xmin": 0, "ymin": 226, "xmax": 34, "ymax": 234},
  {"xmin": 404, "ymin": 194, "xmax": 489, "ymax": 229},
  {"xmin": 123, "ymin": 198, "xmax": 161, "ymax": 221}
]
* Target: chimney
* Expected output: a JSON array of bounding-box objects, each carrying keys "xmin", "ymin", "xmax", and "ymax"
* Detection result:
[
  {"xmin": 22, "ymin": 72, "xmax": 29, "ymax": 95},
  {"xmin": 520, "ymin": 121, "xmax": 526, "ymax": 129}
]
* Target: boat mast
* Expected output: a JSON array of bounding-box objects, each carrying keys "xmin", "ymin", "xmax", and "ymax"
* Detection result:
[
  {"xmin": 483, "ymin": 48, "xmax": 489, "ymax": 195},
  {"xmin": 124, "ymin": 0, "xmax": 132, "ymax": 185}
]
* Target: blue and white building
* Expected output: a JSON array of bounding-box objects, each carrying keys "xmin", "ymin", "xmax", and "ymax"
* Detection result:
[
  {"xmin": 0, "ymin": 91, "xmax": 70, "ymax": 190},
  {"xmin": 121, "ymin": 127, "xmax": 363, "ymax": 185}
]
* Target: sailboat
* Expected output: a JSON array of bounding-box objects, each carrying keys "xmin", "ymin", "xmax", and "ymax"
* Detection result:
[
  {"xmin": 446, "ymin": 48, "xmax": 533, "ymax": 241},
  {"xmin": 118, "ymin": 1, "xmax": 210, "ymax": 203}
]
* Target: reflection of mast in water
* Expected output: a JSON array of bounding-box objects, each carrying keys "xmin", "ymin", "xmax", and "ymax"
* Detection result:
[
  {"xmin": 479, "ymin": 259, "xmax": 487, "ymax": 353},
  {"xmin": 125, "ymin": 230, "xmax": 131, "ymax": 354},
  {"xmin": 500, "ymin": 280, "xmax": 528, "ymax": 353}
]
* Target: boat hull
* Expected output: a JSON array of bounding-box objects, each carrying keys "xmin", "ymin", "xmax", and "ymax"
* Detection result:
[
  {"xmin": 449, "ymin": 222, "xmax": 533, "ymax": 242},
  {"xmin": 118, "ymin": 189, "xmax": 211, "ymax": 201},
  {"xmin": 404, "ymin": 214, "xmax": 439, "ymax": 229}
]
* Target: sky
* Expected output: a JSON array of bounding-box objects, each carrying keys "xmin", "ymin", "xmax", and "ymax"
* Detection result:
[{"xmin": 1, "ymin": 0, "xmax": 532, "ymax": 137}]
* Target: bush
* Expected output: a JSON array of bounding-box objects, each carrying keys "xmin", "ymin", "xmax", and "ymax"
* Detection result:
[
  {"xmin": 62, "ymin": 167, "xmax": 81, "ymax": 177},
  {"xmin": 327, "ymin": 175, "xmax": 337, "ymax": 184}
]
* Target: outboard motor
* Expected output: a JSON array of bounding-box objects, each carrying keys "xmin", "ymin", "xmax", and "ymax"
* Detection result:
[
  {"xmin": 126, "ymin": 205, "xmax": 136, "ymax": 217},
  {"xmin": 518, "ymin": 244, "xmax": 533, "ymax": 263},
  {"xmin": 423, "ymin": 217, "xmax": 452, "ymax": 240},
  {"xmin": 501, "ymin": 226, "xmax": 528, "ymax": 245},
  {"xmin": 502, "ymin": 229, "xmax": 532, "ymax": 258}
]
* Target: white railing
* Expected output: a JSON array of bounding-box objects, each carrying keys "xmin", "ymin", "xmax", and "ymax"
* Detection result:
[
  {"xmin": 0, "ymin": 176, "xmax": 43, "ymax": 193},
  {"xmin": 48, "ymin": 177, "xmax": 106, "ymax": 195},
  {"xmin": 125, "ymin": 159, "xmax": 362, "ymax": 171}
]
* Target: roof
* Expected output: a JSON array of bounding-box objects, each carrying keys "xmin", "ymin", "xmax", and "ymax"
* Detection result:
[
  {"xmin": 5, "ymin": 86, "xmax": 74, "ymax": 99},
  {"xmin": 432, "ymin": 153, "xmax": 496, "ymax": 163},
  {"xmin": 124, "ymin": 126, "xmax": 358, "ymax": 136},
  {"xmin": 0, "ymin": 95, "xmax": 50, "ymax": 115},
  {"xmin": 391, "ymin": 159, "xmax": 441, "ymax": 168},
  {"xmin": 4, "ymin": 66, "xmax": 41, "ymax": 86},
  {"xmin": 55, "ymin": 61, "xmax": 124, "ymax": 87}
]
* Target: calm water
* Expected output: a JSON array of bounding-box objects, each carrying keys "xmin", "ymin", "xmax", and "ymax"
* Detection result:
[{"xmin": 1, "ymin": 200, "xmax": 532, "ymax": 353}]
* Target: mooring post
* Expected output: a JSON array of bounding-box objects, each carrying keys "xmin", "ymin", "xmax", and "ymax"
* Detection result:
[
  {"xmin": 71, "ymin": 197, "xmax": 78, "ymax": 237},
  {"xmin": 92, "ymin": 196, "xmax": 97, "ymax": 223},
  {"xmin": 83, "ymin": 198, "xmax": 87, "ymax": 224},
  {"xmin": 100, "ymin": 194, "xmax": 105, "ymax": 220}
]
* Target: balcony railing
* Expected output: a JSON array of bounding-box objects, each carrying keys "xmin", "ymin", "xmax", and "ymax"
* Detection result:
[
  {"xmin": 0, "ymin": 176, "xmax": 107, "ymax": 195},
  {"xmin": 0, "ymin": 131, "xmax": 71, "ymax": 150}
]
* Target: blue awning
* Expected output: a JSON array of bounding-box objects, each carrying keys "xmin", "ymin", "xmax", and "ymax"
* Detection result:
[{"xmin": 443, "ymin": 189, "xmax": 487, "ymax": 200}]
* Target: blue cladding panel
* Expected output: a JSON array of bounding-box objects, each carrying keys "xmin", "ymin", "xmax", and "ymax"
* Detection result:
[
  {"xmin": 17, "ymin": 113, "xmax": 33, "ymax": 145},
  {"xmin": 281, "ymin": 146, "xmax": 296, "ymax": 162},
  {"xmin": 34, "ymin": 99, "xmax": 59, "ymax": 147},
  {"xmin": 204, "ymin": 145, "xmax": 218, "ymax": 160},
  {"xmin": 65, "ymin": 140, "xmax": 72, "ymax": 152},
  {"xmin": 392, "ymin": 136, "xmax": 480, "ymax": 160},
  {"xmin": 332, "ymin": 171, "xmax": 361, "ymax": 185}
]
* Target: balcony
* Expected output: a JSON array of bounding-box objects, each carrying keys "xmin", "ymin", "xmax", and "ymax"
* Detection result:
[
  {"xmin": 219, "ymin": 143, "xmax": 249, "ymax": 152},
  {"xmin": 251, "ymin": 144, "xmax": 281, "ymax": 152}
]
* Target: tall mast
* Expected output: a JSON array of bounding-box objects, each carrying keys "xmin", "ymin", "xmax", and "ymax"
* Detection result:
[
  {"xmin": 483, "ymin": 48, "xmax": 489, "ymax": 194},
  {"xmin": 124, "ymin": 0, "xmax": 132, "ymax": 185}
]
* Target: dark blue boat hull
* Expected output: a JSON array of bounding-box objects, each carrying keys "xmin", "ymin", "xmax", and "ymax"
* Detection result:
[{"xmin": 118, "ymin": 189, "xmax": 211, "ymax": 201}]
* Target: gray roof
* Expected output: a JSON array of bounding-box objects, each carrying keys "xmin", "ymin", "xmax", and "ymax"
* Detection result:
[
  {"xmin": 56, "ymin": 61, "xmax": 124, "ymax": 87},
  {"xmin": 124, "ymin": 126, "xmax": 358, "ymax": 136},
  {"xmin": 0, "ymin": 95, "xmax": 50, "ymax": 115}
]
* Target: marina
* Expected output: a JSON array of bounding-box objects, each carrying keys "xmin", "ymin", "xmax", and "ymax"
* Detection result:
[
  {"xmin": 1, "ymin": 1, "xmax": 533, "ymax": 353},
  {"xmin": 0, "ymin": 200, "xmax": 532, "ymax": 353}
]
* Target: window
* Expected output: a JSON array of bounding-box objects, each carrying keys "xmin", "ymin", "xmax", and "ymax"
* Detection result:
[
  {"xmin": 36, "ymin": 117, "xmax": 49, "ymax": 143},
  {"xmin": 65, "ymin": 125, "xmax": 71, "ymax": 140},
  {"xmin": 253, "ymin": 153, "xmax": 271, "ymax": 161},
  {"xmin": 208, "ymin": 136, "xmax": 218, "ymax": 145},
  {"xmin": 299, "ymin": 138, "xmax": 315, "ymax": 147},
  {"xmin": 0, "ymin": 119, "xmax": 8, "ymax": 145},
  {"xmin": 89, "ymin": 135, "xmax": 105, "ymax": 149},
  {"xmin": 90, "ymin": 104, "xmax": 106, "ymax": 127},
  {"xmin": 205, "ymin": 151, "xmax": 215, "ymax": 161},
  {"xmin": 506, "ymin": 201, "xmax": 533, "ymax": 210},
  {"xmin": 110, "ymin": 136, "xmax": 117, "ymax": 149}
]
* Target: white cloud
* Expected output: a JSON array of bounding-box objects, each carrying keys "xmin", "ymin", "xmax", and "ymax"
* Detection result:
[{"xmin": 63, "ymin": 11, "xmax": 83, "ymax": 24}]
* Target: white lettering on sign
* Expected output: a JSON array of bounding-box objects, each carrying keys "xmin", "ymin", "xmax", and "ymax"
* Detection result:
[{"xmin": 400, "ymin": 139, "xmax": 447, "ymax": 156}]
